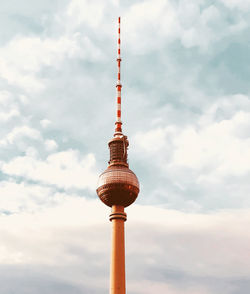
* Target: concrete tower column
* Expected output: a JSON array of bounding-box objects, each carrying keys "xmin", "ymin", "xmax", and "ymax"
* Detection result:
[{"xmin": 109, "ymin": 205, "xmax": 127, "ymax": 294}]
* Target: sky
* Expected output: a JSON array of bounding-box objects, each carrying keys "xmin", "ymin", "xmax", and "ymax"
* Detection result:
[{"xmin": 0, "ymin": 0, "xmax": 250, "ymax": 293}]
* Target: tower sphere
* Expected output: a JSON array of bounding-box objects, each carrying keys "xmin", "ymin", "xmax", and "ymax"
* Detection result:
[{"xmin": 97, "ymin": 164, "xmax": 139, "ymax": 207}]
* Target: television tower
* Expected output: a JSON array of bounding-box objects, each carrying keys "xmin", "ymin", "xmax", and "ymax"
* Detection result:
[{"xmin": 96, "ymin": 17, "xmax": 140, "ymax": 294}]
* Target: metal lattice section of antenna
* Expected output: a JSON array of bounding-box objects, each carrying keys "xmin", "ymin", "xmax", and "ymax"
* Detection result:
[{"xmin": 115, "ymin": 16, "xmax": 122, "ymax": 135}]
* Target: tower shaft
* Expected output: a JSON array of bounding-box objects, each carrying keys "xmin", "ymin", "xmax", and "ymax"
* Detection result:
[
  {"xmin": 109, "ymin": 205, "xmax": 127, "ymax": 294},
  {"xmin": 96, "ymin": 17, "xmax": 140, "ymax": 294}
]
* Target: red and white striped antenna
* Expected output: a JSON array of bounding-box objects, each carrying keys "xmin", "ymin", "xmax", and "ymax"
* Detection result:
[{"xmin": 115, "ymin": 16, "xmax": 122, "ymax": 137}]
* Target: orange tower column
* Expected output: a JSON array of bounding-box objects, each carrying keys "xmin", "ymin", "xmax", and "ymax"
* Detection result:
[{"xmin": 109, "ymin": 205, "xmax": 127, "ymax": 294}]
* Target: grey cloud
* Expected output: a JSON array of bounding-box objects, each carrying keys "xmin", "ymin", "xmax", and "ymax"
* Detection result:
[
  {"xmin": 1, "ymin": 210, "xmax": 249, "ymax": 294},
  {"xmin": 0, "ymin": 266, "xmax": 87, "ymax": 294}
]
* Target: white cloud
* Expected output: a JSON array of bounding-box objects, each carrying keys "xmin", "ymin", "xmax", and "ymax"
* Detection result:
[
  {"xmin": 0, "ymin": 90, "xmax": 20, "ymax": 122},
  {"xmin": 123, "ymin": 0, "xmax": 248, "ymax": 53},
  {"xmin": 0, "ymin": 90, "xmax": 12, "ymax": 105},
  {"xmin": 0, "ymin": 181, "xmax": 55, "ymax": 214},
  {"xmin": 134, "ymin": 126, "xmax": 175, "ymax": 152},
  {"xmin": 134, "ymin": 95, "xmax": 250, "ymax": 180},
  {"xmin": 220, "ymin": 0, "xmax": 250, "ymax": 11},
  {"xmin": 134, "ymin": 128, "xmax": 165, "ymax": 152},
  {"xmin": 124, "ymin": 0, "xmax": 179, "ymax": 53},
  {"xmin": 0, "ymin": 126, "xmax": 42, "ymax": 147},
  {"xmin": 18, "ymin": 94, "xmax": 28, "ymax": 104},
  {"xmin": 25, "ymin": 146, "xmax": 39, "ymax": 158},
  {"xmin": 40, "ymin": 119, "xmax": 51, "ymax": 128},
  {"xmin": 0, "ymin": 194, "xmax": 107, "ymax": 265},
  {"xmin": 44, "ymin": 139, "xmax": 58, "ymax": 151},
  {"xmin": 2, "ymin": 36, "xmax": 80, "ymax": 71},
  {"xmin": 0, "ymin": 35, "xmax": 81, "ymax": 92},
  {"xmin": 180, "ymin": 5, "xmax": 221, "ymax": 49},
  {"xmin": 172, "ymin": 110, "xmax": 250, "ymax": 179},
  {"xmin": 0, "ymin": 108, "xmax": 20, "ymax": 122},
  {"xmin": 66, "ymin": 0, "xmax": 105, "ymax": 29},
  {"xmin": 1, "ymin": 149, "xmax": 98, "ymax": 191}
]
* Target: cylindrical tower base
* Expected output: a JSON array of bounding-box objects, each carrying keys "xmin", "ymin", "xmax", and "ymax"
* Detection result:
[{"xmin": 109, "ymin": 205, "xmax": 127, "ymax": 294}]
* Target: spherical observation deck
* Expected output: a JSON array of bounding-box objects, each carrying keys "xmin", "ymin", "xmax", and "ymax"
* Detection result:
[{"xmin": 97, "ymin": 164, "xmax": 140, "ymax": 207}]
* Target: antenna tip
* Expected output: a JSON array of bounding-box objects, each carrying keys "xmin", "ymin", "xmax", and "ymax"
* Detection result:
[{"xmin": 118, "ymin": 16, "xmax": 121, "ymax": 23}]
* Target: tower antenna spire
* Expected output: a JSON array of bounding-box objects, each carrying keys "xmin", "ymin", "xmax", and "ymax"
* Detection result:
[{"xmin": 115, "ymin": 16, "xmax": 122, "ymax": 136}]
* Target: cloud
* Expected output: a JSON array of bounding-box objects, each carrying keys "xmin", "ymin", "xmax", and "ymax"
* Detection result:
[
  {"xmin": 0, "ymin": 190, "xmax": 108, "ymax": 292},
  {"xmin": 0, "ymin": 1, "xmax": 249, "ymax": 292},
  {"xmin": 0, "ymin": 90, "xmax": 20, "ymax": 122},
  {"xmin": 172, "ymin": 105, "xmax": 250, "ymax": 179},
  {"xmin": 40, "ymin": 119, "xmax": 51, "ymax": 129},
  {"xmin": 123, "ymin": 0, "xmax": 249, "ymax": 54},
  {"xmin": 134, "ymin": 126, "xmax": 175, "ymax": 153},
  {"xmin": 219, "ymin": 0, "xmax": 250, "ymax": 11},
  {"xmin": 0, "ymin": 35, "xmax": 82, "ymax": 92},
  {"xmin": 131, "ymin": 94, "xmax": 250, "ymax": 211},
  {"xmin": 0, "ymin": 126, "xmax": 42, "ymax": 147},
  {"xmin": 65, "ymin": 0, "xmax": 106, "ymax": 29},
  {"xmin": 129, "ymin": 280, "xmax": 212, "ymax": 294},
  {"xmin": 124, "ymin": 0, "xmax": 179, "ymax": 53},
  {"xmin": 1, "ymin": 149, "xmax": 98, "ymax": 191},
  {"xmin": 0, "ymin": 181, "xmax": 56, "ymax": 214},
  {"xmin": 0, "ymin": 108, "xmax": 20, "ymax": 122},
  {"xmin": 44, "ymin": 139, "xmax": 58, "ymax": 151},
  {"xmin": 126, "ymin": 206, "xmax": 250, "ymax": 294},
  {"xmin": 134, "ymin": 94, "xmax": 250, "ymax": 179},
  {"xmin": 0, "ymin": 197, "xmax": 249, "ymax": 293}
]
